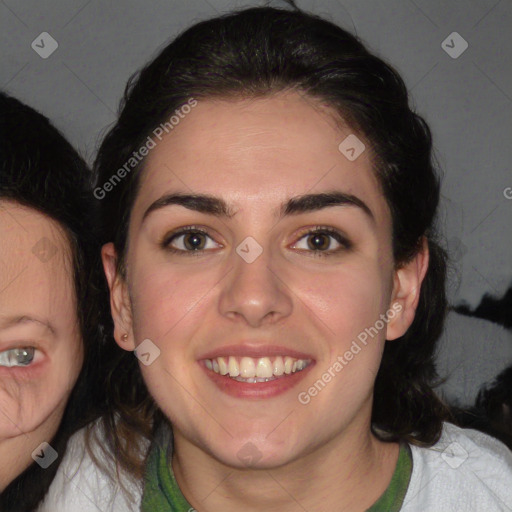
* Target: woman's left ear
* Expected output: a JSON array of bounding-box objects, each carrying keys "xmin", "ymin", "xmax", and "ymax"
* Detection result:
[{"xmin": 386, "ymin": 237, "xmax": 429, "ymax": 341}]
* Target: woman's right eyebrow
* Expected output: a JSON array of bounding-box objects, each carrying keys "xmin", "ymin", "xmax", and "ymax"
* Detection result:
[
  {"xmin": 142, "ymin": 191, "xmax": 375, "ymax": 224},
  {"xmin": 142, "ymin": 193, "xmax": 236, "ymax": 221}
]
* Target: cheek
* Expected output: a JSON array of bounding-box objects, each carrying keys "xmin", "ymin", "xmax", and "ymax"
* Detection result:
[
  {"xmin": 296, "ymin": 261, "xmax": 390, "ymax": 348},
  {"xmin": 130, "ymin": 263, "xmax": 219, "ymax": 342},
  {"xmin": 0, "ymin": 377, "xmax": 46, "ymax": 435},
  {"xmin": 130, "ymin": 265, "xmax": 228, "ymax": 428},
  {"xmin": 293, "ymin": 262, "xmax": 392, "ymax": 417},
  {"xmin": 0, "ymin": 376, "xmax": 62, "ymax": 437},
  {"xmin": 0, "ymin": 376, "xmax": 26, "ymax": 437}
]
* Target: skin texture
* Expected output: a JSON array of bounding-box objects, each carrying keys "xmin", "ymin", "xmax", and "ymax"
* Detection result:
[
  {"xmin": 103, "ymin": 91, "xmax": 429, "ymax": 511},
  {"xmin": 0, "ymin": 202, "xmax": 83, "ymax": 490}
]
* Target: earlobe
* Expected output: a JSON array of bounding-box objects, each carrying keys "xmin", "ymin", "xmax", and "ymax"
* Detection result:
[
  {"xmin": 101, "ymin": 243, "xmax": 135, "ymax": 351},
  {"xmin": 386, "ymin": 237, "xmax": 429, "ymax": 341}
]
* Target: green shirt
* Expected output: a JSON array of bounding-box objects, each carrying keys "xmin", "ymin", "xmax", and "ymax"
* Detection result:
[
  {"xmin": 366, "ymin": 442, "xmax": 412, "ymax": 512},
  {"xmin": 141, "ymin": 427, "xmax": 413, "ymax": 512}
]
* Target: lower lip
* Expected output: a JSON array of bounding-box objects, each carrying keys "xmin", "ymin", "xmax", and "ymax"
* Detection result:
[{"xmin": 201, "ymin": 362, "xmax": 315, "ymax": 399}]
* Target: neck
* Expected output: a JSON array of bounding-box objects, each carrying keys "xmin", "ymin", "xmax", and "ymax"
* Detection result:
[{"xmin": 172, "ymin": 414, "xmax": 399, "ymax": 512}]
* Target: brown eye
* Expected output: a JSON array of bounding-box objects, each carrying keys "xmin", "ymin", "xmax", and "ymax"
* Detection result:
[
  {"xmin": 307, "ymin": 233, "xmax": 331, "ymax": 251},
  {"xmin": 182, "ymin": 232, "xmax": 207, "ymax": 250},
  {"xmin": 163, "ymin": 227, "xmax": 221, "ymax": 254},
  {"xmin": 293, "ymin": 228, "xmax": 351, "ymax": 254}
]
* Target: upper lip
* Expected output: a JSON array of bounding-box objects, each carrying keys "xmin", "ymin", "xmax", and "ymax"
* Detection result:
[{"xmin": 198, "ymin": 343, "xmax": 314, "ymax": 361}]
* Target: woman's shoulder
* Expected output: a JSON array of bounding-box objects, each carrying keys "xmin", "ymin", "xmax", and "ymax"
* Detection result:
[
  {"xmin": 403, "ymin": 421, "xmax": 512, "ymax": 511},
  {"xmin": 37, "ymin": 420, "xmax": 149, "ymax": 512}
]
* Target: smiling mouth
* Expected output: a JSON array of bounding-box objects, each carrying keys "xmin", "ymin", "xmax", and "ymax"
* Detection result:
[{"xmin": 203, "ymin": 355, "xmax": 312, "ymax": 383}]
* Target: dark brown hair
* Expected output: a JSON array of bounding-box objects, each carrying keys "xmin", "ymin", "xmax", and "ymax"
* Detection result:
[{"xmin": 94, "ymin": 2, "xmax": 453, "ymax": 477}]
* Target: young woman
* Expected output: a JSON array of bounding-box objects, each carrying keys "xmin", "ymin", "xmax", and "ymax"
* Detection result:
[
  {"xmin": 93, "ymin": 3, "xmax": 512, "ymax": 511},
  {"xmin": 0, "ymin": 92, "xmax": 105, "ymax": 511}
]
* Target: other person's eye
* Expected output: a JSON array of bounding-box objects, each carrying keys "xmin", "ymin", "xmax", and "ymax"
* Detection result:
[{"xmin": 0, "ymin": 347, "xmax": 36, "ymax": 367}]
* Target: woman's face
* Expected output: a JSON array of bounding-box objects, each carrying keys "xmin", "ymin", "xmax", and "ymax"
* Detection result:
[
  {"xmin": 105, "ymin": 91, "xmax": 426, "ymax": 468},
  {"xmin": 0, "ymin": 202, "xmax": 83, "ymax": 441}
]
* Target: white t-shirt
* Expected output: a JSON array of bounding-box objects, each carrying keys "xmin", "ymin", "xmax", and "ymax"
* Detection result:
[
  {"xmin": 37, "ymin": 424, "xmax": 145, "ymax": 512},
  {"xmin": 402, "ymin": 422, "xmax": 512, "ymax": 511},
  {"xmin": 39, "ymin": 422, "xmax": 511, "ymax": 511}
]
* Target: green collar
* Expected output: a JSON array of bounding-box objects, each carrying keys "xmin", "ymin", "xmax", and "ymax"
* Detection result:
[
  {"xmin": 366, "ymin": 443, "xmax": 412, "ymax": 512},
  {"xmin": 141, "ymin": 427, "xmax": 191, "ymax": 511},
  {"xmin": 141, "ymin": 427, "xmax": 412, "ymax": 512}
]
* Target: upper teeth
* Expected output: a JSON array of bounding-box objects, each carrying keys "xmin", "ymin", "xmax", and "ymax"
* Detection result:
[{"xmin": 204, "ymin": 356, "xmax": 310, "ymax": 379}]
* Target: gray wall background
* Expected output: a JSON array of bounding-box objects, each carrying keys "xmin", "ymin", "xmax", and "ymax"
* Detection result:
[{"xmin": 2, "ymin": 0, "xmax": 511, "ymax": 406}]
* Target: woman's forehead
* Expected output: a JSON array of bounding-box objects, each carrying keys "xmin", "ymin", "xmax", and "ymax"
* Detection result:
[
  {"xmin": 134, "ymin": 93, "xmax": 387, "ymax": 223},
  {"xmin": 147, "ymin": 92, "xmax": 349, "ymax": 159}
]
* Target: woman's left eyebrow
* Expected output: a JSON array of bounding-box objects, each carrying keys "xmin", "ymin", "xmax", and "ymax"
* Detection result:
[
  {"xmin": 142, "ymin": 191, "xmax": 375, "ymax": 224},
  {"xmin": 0, "ymin": 315, "xmax": 56, "ymax": 336}
]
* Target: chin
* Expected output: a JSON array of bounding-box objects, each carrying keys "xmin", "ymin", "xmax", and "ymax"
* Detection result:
[{"xmin": 204, "ymin": 434, "xmax": 298, "ymax": 470}]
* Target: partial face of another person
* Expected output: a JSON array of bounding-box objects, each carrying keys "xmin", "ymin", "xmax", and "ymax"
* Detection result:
[
  {"xmin": 0, "ymin": 202, "xmax": 83, "ymax": 441},
  {"xmin": 104, "ymin": 91, "xmax": 426, "ymax": 469}
]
